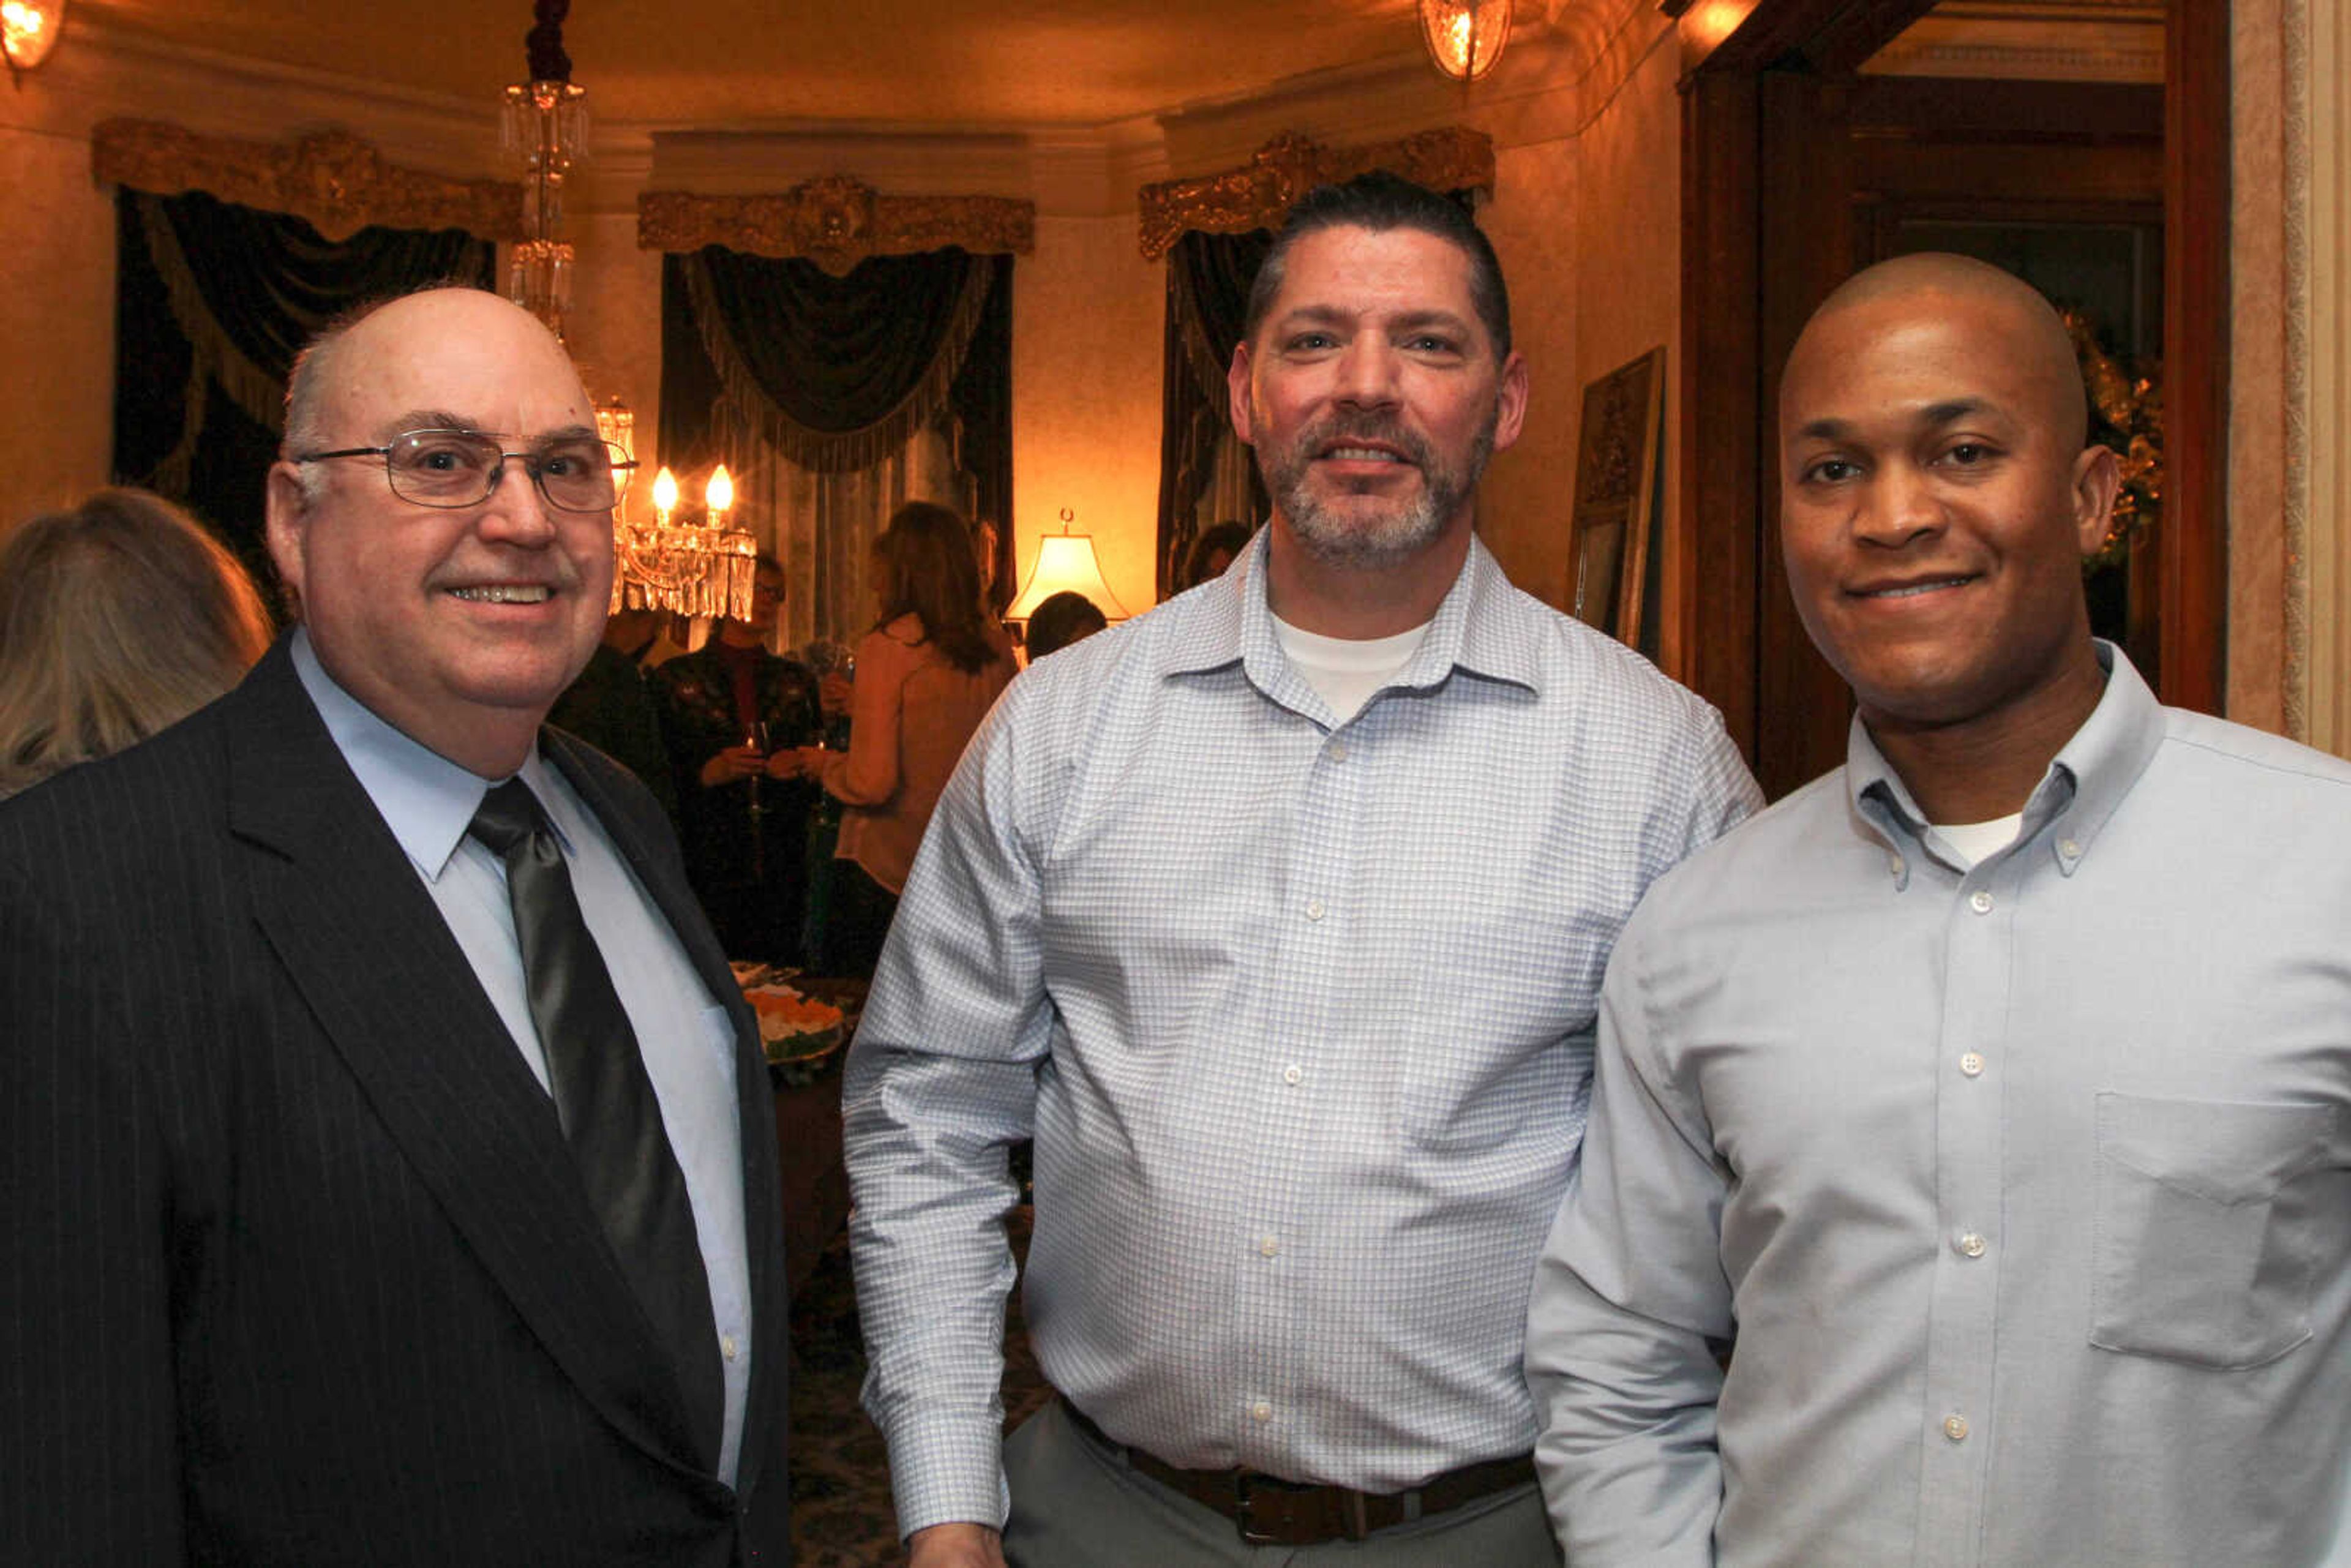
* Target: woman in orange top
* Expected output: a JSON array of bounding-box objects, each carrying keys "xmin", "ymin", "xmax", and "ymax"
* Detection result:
[{"xmin": 796, "ymin": 501, "xmax": 1014, "ymax": 975}]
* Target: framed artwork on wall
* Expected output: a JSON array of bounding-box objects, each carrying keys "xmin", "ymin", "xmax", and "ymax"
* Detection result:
[{"xmin": 1567, "ymin": 346, "xmax": 1667, "ymax": 648}]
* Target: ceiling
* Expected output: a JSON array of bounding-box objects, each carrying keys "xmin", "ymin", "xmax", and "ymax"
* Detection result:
[{"xmin": 79, "ymin": 0, "xmax": 1453, "ymax": 130}]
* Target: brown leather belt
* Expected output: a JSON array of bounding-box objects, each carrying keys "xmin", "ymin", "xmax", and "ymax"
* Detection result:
[{"xmin": 1062, "ymin": 1398, "xmax": 1537, "ymax": 1547}]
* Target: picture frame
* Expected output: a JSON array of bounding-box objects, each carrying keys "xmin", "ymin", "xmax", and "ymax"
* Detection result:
[{"xmin": 1567, "ymin": 346, "xmax": 1667, "ymax": 648}]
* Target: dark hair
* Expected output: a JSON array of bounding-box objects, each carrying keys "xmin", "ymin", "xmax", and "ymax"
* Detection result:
[
  {"xmin": 1182, "ymin": 521, "xmax": 1254, "ymax": 588},
  {"xmin": 872, "ymin": 501, "xmax": 1000, "ymax": 675},
  {"xmin": 1241, "ymin": 171, "xmax": 1510, "ymax": 361},
  {"xmin": 0, "ymin": 488, "xmax": 273, "ymax": 797},
  {"xmin": 1024, "ymin": 591, "xmax": 1108, "ymax": 661}
]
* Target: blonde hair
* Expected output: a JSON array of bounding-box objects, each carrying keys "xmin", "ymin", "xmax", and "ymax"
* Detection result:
[{"xmin": 0, "ymin": 488, "xmax": 274, "ymax": 797}]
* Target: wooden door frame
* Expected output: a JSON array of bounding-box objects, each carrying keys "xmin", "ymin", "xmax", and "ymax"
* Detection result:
[{"xmin": 1673, "ymin": 0, "xmax": 2231, "ymax": 786}]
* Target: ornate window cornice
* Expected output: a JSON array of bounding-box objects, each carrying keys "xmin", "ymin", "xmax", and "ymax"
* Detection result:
[
  {"xmin": 637, "ymin": 176, "xmax": 1036, "ymax": 275},
  {"xmin": 91, "ymin": 118, "xmax": 523, "ymax": 242},
  {"xmin": 1136, "ymin": 128, "xmax": 1496, "ymax": 260}
]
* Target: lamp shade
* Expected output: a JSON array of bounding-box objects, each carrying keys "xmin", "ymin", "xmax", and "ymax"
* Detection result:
[
  {"xmin": 1007, "ymin": 532, "xmax": 1127, "ymax": 621},
  {"xmin": 1418, "ymin": 0, "xmax": 1509, "ymax": 82},
  {"xmin": 1, "ymin": 0, "xmax": 67, "ymax": 70}
]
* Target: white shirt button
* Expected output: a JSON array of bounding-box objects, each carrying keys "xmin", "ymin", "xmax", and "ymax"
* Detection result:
[
  {"xmin": 1888, "ymin": 853, "xmax": 1905, "ymax": 878},
  {"xmin": 2058, "ymin": 837, "xmax": 2082, "ymax": 858},
  {"xmin": 1305, "ymin": 899, "xmax": 1325, "ymax": 921},
  {"xmin": 1259, "ymin": 1236, "xmax": 1279, "ymax": 1259},
  {"xmin": 1969, "ymin": 890, "xmax": 1995, "ymax": 914},
  {"xmin": 1959, "ymin": 1052, "xmax": 1985, "ymax": 1078},
  {"xmin": 720, "ymin": 1333, "xmax": 740, "ymax": 1362},
  {"xmin": 1943, "ymin": 1414, "xmax": 1970, "ymax": 1442},
  {"xmin": 1282, "ymin": 1064, "xmax": 1303, "ymax": 1086},
  {"xmin": 1329, "ymin": 742, "xmax": 1348, "ymax": 762},
  {"xmin": 1956, "ymin": 1232, "xmax": 1987, "ymax": 1259},
  {"xmin": 1251, "ymin": 1400, "xmax": 1273, "ymax": 1423}
]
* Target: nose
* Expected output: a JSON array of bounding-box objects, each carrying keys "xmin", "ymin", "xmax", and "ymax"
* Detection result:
[
  {"xmin": 1331, "ymin": 336, "xmax": 1402, "ymax": 410},
  {"xmin": 478, "ymin": 454, "xmax": 559, "ymax": 544},
  {"xmin": 1853, "ymin": 460, "xmax": 1943, "ymax": 549}
]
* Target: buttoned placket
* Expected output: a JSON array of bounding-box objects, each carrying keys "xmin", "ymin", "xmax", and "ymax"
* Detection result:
[{"xmin": 1230, "ymin": 705, "xmax": 1370, "ymax": 1466}]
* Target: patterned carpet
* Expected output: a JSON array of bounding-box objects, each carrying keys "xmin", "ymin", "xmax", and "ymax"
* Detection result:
[{"xmin": 789, "ymin": 1204, "xmax": 1051, "ymax": 1566}]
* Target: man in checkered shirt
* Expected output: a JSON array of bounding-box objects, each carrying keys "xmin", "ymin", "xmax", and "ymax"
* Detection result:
[{"xmin": 845, "ymin": 172, "xmax": 1760, "ymax": 1567}]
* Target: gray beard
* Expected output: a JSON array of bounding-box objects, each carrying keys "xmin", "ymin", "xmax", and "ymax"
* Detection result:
[{"xmin": 1259, "ymin": 408, "xmax": 1497, "ymax": 569}]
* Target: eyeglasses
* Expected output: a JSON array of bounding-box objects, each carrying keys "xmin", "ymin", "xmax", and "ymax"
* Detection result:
[{"xmin": 293, "ymin": 429, "xmax": 638, "ymax": 514}]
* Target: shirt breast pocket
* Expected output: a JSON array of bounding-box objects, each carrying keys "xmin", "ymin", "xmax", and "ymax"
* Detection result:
[{"xmin": 2090, "ymin": 1092, "xmax": 2337, "ymax": 1368}]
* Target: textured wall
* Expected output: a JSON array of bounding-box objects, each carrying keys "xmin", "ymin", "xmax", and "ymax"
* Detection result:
[
  {"xmin": 0, "ymin": 121, "xmax": 117, "ymax": 531},
  {"xmin": 1480, "ymin": 140, "xmax": 1582, "ymax": 609},
  {"xmin": 1010, "ymin": 214, "xmax": 1164, "ymax": 618}
]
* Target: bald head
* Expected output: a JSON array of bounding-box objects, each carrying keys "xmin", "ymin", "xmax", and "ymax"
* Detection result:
[{"xmin": 1787, "ymin": 254, "xmax": 2088, "ymax": 451}]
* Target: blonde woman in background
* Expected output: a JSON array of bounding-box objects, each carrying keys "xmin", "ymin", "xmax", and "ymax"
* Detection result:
[
  {"xmin": 796, "ymin": 501, "xmax": 1014, "ymax": 975},
  {"xmin": 0, "ymin": 488, "xmax": 272, "ymax": 800}
]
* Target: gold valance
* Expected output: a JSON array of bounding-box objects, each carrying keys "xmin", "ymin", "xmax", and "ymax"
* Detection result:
[
  {"xmin": 91, "ymin": 119, "xmax": 522, "ymax": 244},
  {"xmin": 637, "ymin": 176, "xmax": 1035, "ymax": 276},
  {"xmin": 1137, "ymin": 129, "xmax": 1497, "ymax": 260}
]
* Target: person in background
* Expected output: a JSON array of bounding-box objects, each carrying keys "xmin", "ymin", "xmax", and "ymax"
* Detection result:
[
  {"xmin": 1021, "ymin": 590, "xmax": 1108, "ymax": 662},
  {"xmin": 0, "ymin": 285, "xmax": 792, "ymax": 1563},
  {"xmin": 1528, "ymin": 253, "xmax": 2351, "ymax": 1567},
  {"xmin": 1182, "ymin": 519, "xmax": 1254, "ymax": 589},
  {"xmin": 846, "ymin": 172, "xmax": 1757, "ymax": 1568},
  {"xmin": 0, "ymin": 486, "xmax": 272, "ymax": 800},
  {"xmin": 550, "ymin": 604, "xmax": 678, "ymax": 820},
  {"xmin": 651, "ymin": 555, "xmax": 823, "ymax": 966},
  {"xmin": 792, "ymin": 500, "xmax": 1013, "ymax": 978}
]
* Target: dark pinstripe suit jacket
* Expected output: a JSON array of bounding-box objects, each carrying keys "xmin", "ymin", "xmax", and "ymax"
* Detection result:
[{"xmin": 0, "ymin": 641, "xmax": 792, "ymax": 1567}]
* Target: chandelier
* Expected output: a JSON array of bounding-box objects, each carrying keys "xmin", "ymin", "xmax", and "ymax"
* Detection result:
[
  {"xmin": 501, "ymin": 0, "xmax": 587, "ymax": 341},
  {"xmin": 1417, "ymin": 0, "xmax": 1510, "ymax": 83},
  {"xmin": 609, "ymin": 458, "xmax": 757, "ymax": 621}
]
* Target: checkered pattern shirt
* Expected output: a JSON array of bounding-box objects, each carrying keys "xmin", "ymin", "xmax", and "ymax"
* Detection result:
[{"xmin": 844, "ymin": 532, "xmax": 1761, "ymax": 1537}]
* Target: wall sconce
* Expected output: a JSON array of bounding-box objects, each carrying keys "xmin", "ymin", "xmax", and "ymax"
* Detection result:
[
  {"xmin": 1007, "ymin": 509, "xmax": 1129, "ymax": 623},
  {"xmin": 2, "ymin": 0, "xmax": 67, "ymax": 79},
  {"xmin": 1417, "ymin": 0, "xmax": 1510, "ymax": 83},
  {"xmin": 703, "ymin": 463, "xmax": 735, "ymax": 530}
]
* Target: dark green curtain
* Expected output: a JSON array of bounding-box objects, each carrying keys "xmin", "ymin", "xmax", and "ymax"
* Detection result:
[
  {"xmin": 112, "ymin": 188, "xmax": 494, "ymax": 604},
  {"xmin": 659, "ymin": 246, "xmax": 1013, "ymax": 588},
  {"xmin": 1156, "ymin": 229, "xmax": 1272, "ymax": 598}
]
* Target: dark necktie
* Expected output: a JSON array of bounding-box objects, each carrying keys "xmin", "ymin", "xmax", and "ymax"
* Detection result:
[{"xmin": 467, "ymin": 778, "xmax": 725, "ymax": 1468}]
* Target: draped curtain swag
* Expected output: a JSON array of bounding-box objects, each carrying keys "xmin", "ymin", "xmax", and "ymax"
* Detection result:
[
  {"xmin": 112, "ymin": 187, "xmax": 493, "ymax": 598},
  {"xmin": 659, "ymin": 247, "xmax": 1013, "ymax": 647},
  {"xmin": 1157, "ymin": 229, "xmax": 1273, "ymax": 597}
]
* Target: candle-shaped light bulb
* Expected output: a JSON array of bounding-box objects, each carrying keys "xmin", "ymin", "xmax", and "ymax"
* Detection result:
[
  {"xmin": 705, "ymin": 463, "xmax": 734, "ymax": 522},
  {"xmin": 652, "ymin": 465, "xmax": 679, "ymax": 525}
]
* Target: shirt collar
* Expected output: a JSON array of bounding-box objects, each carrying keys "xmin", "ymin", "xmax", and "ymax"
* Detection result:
[
  {"xmin": 1848, "ymin": 639, "xmax": 2166, "ymax": 887},
  {"xmin": 291, "ymin": 628, "xmax": 568, "ymax": 880},
  {"xmin": 1155, "ymin": 527, "xmax": 1542, "ymax": 711}
]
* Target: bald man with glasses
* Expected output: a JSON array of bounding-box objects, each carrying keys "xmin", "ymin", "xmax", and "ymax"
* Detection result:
[{"xmin": 0, "ymin": 287, "xmax": 795, "ymax": 1566}]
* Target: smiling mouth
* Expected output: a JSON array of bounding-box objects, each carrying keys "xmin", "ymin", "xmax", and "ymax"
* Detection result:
[
  {"xmin": 1854, "ymin": 576, "xmax": 1976, "ymax": 599},
  {"xmin": 1320, "ymin": 445, "xmax": 1409, "ymax": 464},
  {"xmin": 449, "ymin": 584, "xmax": 553, "ymax": 604}
]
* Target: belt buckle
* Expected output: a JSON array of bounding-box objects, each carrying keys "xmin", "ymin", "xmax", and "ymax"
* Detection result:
[{"xmin": 1232, "ymin": 1472, "xmax": 1370, "ymax": 1546}]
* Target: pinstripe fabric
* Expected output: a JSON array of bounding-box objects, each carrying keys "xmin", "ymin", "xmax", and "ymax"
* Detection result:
[
  {"xmin": 0, "ymin": 642, "xmax": 792, "ymax": 1567},
  {"xmin": 845, "ymin": 534, "xmax": 1761, "ymax": 1537}
]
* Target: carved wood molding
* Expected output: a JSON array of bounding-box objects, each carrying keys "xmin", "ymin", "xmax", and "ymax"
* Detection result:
[
  {"xmin": 91, "ymin": 119, "xmax": 523, "ymax": 242},
  {"xmin": 1136, "ymin": 128, "xmax": 1496, "ymax": 260},
  {"xmin": 637, "ymin": 176, "xmax": 1036, "ymax": 274}
]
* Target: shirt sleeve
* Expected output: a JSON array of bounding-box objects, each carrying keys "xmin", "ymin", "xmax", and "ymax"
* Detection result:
[
  {"xmin": 841, "ymin": 681, "xmax": 1053, "ymax": 1537},
  {"xmin": 1528, "ymin": 911, "xmax": 1736, "ymax": 1566}
]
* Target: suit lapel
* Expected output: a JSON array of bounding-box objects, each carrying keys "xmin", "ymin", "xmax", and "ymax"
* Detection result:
[
  {"xmin": 549, "ymin": 733, "xmax": 792, "ymax": 1498},
  {"xmin": 223, "ymin": 648, "xmax": 713, "ymax": 1479}
]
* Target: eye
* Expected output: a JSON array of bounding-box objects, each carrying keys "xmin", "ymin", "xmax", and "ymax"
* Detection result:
[
  {"xmin": 394, "ymin": 432, "xmax": 492, "ymax": 477},
  {"xmin": 1940, "ymin": 441, "xmax": 1998, "ymax": 468},
  {"xmin": 1403, "ymin": 333, "xmax": 1461, "ymax": 354},
  {"xmin": 1800, "ymin": 457, "xmax": 1861, "ymax": 484},
  {"xmin": 1286, "ymin": 331, "xmax": 1338, "ymax": 352}
]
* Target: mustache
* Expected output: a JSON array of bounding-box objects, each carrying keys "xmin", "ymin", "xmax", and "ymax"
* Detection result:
[{"xmin": 1301, "ymin": 413, "xmax": 1432, "ymax": 467}]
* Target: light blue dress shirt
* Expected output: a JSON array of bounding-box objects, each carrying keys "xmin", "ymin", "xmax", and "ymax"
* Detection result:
[
  {"xmin": 291, "ymin": 631, "xmax": 754, "ymax": 1485},
  {"xmin": 844, "ymin": 533, "xmax": 1761, "ymax": 1536},
  {"xmin": 1529, "ymin": 645, "xmax": 2351, "ymax": 1567}
]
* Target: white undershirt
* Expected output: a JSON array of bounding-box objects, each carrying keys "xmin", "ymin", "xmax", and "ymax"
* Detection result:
[
  {"xmin": 1931, "ymin": 812, "xmax": 2025, "ymax": 868},
  {"xmin": 1270, "ymin": 613, "xmax": 1431, "ymax": 725}
]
